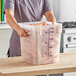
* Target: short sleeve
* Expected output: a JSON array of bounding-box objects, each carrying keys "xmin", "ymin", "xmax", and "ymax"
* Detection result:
[
  {"xmin": 5, "ymin": 0, "xmax": 15, "ymax": 11},
  {"xmin": 43, "ymin": 0, "xmax": 52, "ymax": 14}
]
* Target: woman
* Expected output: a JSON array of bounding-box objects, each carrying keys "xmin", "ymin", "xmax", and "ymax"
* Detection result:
[{"xmin": 5, "ymin": 0, "xmax": 56, "ymax": 57}]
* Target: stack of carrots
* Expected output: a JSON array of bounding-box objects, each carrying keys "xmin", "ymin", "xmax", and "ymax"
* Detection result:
[{"xmin": 30, "ymin": 22, "xmax": 48, "ymax": 26}]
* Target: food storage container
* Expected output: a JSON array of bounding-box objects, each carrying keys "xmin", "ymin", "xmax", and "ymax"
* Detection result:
[{"xmin": 20, "ymin": 22, "xmax": 62, "ymax": 65}]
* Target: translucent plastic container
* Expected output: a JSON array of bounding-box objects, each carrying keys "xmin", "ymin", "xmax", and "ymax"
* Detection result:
[{"xmin": 20, "ymin": 22, "xmax": 62, "ymax": 65}]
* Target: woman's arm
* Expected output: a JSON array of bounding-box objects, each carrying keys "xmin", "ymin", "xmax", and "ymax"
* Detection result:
[
  {"xmin": 44, "ymin": 10, "xmax": 56, "ymax": 24},
  {"xmin": 5, "ymin": 9, "xmax": 29, "ymax": 37},
  {"xmin": 5, "ymin": 9, "xmax": 20, "ymax": 31}
]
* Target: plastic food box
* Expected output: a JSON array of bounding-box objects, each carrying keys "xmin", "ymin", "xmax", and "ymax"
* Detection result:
[{"xmin": 20, "ymin": 22, "xmax": 62, "ymax": 65}]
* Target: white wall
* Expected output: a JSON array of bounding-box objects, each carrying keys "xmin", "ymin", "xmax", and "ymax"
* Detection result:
[
  {"xmin": 52, "ymin": 0, "xmax": 76, "ymax": 22},
  {"xmin": 59, "ymin": 0, "xmax": 76, "ymax": 22},
  {"xmin": 60, "ymin": 0, "xmax": 76, "ymax": 21}
]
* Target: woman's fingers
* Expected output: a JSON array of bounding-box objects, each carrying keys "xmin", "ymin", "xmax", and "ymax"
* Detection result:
[
  {"xmin": 20, "ymin": 28, "xmax": 30, "ymax": 37},
  {"xmin": 22, "ymin": 31, "xmax": 29, "ymax": 37},
  {"xmin": 23, "ymin": 33, "xmax": 28, "ymax": 37},
  {"xmin": 21, "ymin": 33, "xmax": 27, "ymax": 37},
  {"xmin": 52, "ymin": 22, "xmax": 54, "ymax": 24},
  {"xmin": 51, "ymin": 16, "xmax": 56, "ymax": 24},
  {"xmin": 24, "ymin": 28, "xmax": 29, "ymax": 33}
]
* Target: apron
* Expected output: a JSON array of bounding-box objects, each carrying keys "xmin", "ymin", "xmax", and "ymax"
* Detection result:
[{"xmin": 5, "ymin": 0, "xmax": 52, "ymax": 57}]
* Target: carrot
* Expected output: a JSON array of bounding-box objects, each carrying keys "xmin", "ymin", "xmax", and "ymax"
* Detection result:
[{"xmin": 30, "ymin": 22, "xmax": 48, "ymax": 26}]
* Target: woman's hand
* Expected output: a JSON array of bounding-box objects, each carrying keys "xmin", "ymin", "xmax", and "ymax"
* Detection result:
[
  {"xmin": 51, "ymin": 16, "xmax": 56, "ymax": 24},
  {"xmin": 5, "ymin": 9, "xmax": 29, "ymax": 37},
  {"xmin": 44, "ymin": 10, "xmax": 56, "ymax": 24},
  {"xmin": 16, "ymin": 27, "xmax": 29, "ymax": 37}
]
